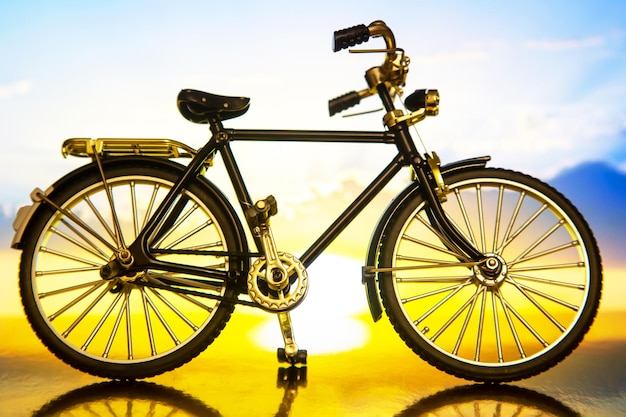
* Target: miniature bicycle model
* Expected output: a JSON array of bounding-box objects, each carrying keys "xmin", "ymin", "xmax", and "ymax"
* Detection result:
[{"xmin": 12, "ymin": 21, "xmax": 602, "ymax": 382}]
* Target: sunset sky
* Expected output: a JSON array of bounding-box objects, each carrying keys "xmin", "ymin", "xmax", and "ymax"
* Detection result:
[
  {"xmin": 1, "ymin": 5, "xmax": 626, "ymax": 416},
  {"xmin": 1, "ymin": 1, "xmax": 625, "ymax": 318}
]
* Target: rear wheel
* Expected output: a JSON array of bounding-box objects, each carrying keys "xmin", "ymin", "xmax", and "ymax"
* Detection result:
[
  {"xmin": 19, "ymin": 160, "xmax": 244, "ymax": 379},
  {"xmin": 378, "ymin": 168, "xmax": 602, "ymax": 382}
]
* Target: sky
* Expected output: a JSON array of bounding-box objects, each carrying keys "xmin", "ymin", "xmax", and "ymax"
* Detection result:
[
  {"xmin": 0, "ymin": 1, "xmax": 625, "ymax": 314},
  {"xmin": 1, "ymin": 0, "xmax": 625, "ymax": 213}
]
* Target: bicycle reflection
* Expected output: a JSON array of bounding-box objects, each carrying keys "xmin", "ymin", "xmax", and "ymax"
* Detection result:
[
  {"xmin": 396, "ymin": 384, "xmax": 581, "ymax": 417},
  {"xmin": 31, "ymin": 366, "xmax": 307, "ymax": 417},
  {"xmin": 31, "ymin": 373, "xmax": 579, "ymax": 417}
]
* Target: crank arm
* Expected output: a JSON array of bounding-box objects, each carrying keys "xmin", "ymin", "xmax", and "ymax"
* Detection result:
[{"xmin": 276, "ymin": 311, "xmax": 307, "ymax": 365}]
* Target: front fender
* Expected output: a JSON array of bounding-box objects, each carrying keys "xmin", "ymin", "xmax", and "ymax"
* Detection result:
[{"xmin": 362, "ymin": 155, "xmax": 491, "ymax": 322}]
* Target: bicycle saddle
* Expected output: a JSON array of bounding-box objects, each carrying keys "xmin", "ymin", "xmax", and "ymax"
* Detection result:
[{"xmin": 177, "ymin": 89, "xmax": 250, "ymax": 123}]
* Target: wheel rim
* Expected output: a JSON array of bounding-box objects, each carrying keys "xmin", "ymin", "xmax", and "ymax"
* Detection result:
[
  {"xmin": 391, "ymin": 177, "xmax": 593, "ymax": 367},
  {"xmin": 28, "ymin": 175, "xmax": 231, "ymax": 364}
]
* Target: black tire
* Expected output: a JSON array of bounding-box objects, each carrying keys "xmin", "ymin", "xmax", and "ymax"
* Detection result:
[
  {"xmin": 378, "ymin": 168, "xmax": 602, "ymax": 382},
  {"xmin": 19, "ymin": 159, "xmax": 245, "ymax": 379}
]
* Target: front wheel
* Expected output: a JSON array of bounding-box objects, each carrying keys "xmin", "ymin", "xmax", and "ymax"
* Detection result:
[
  {"xmin": 378, "ymin": 168, "xmax": 602, "ymax": 382},
  {"xmin": 19, "ymin": 159, "xmax": 245, "ymax": 379}
]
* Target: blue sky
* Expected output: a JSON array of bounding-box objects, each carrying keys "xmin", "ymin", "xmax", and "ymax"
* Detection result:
[{"xmin": 1, "ymin": 0, "xmax": 625, "ymax": 213}]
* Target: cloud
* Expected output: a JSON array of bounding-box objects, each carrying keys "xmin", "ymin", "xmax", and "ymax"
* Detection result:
[
  {"xmin": 524, "ymin": 36, "xmax": 605, "ymax": 51},
  {"xmin": 416, "ymin": 49, "xmax": 489, "ymax": 65},
  {"xmin": 0, "ymin": 80, "xmax": 32, "ymax": 100}
]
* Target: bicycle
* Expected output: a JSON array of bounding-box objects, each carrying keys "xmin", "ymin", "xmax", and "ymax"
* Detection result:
[{"xmin": 11, "ymin": 20, "xmax": 602, "ymax": 382}]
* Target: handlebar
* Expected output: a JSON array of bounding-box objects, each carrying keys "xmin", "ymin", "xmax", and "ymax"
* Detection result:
[
  {"xmin": 332, "ymin": 24, "xmax": 370, "ymax": 52},
  {"xmin": 329, "ymin": 20, "xmax": 408, "ymax": 117}
]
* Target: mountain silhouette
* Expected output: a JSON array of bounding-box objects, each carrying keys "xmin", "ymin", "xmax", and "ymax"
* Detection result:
[{"xmin": 549, "ymin": 161, "xmax": 626, "ymax": 267}]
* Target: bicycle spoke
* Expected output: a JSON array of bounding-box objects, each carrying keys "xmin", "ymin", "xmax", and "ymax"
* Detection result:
[
  {"xmin": 36, "ymin": 265, "xmax": 101, "ymax": 277},
  {"xmin": 82, "ymin": 290, "xmax": 124, "ymax": 351},
  {"xmin": 401, "ymin": 234, "xmax": 461, "ymax": 257},
  {"xmin": 142, "ymin": 289, "xmax": 181, "ymax": 346},
  {"xmin": 58, "ymin": 218, "xmax": 113, "ymax": 258},
  {"xmin": 38, "ymin": 246, "xmax": 102, "ymax": 267},
  {"xmin": 476, "ymin": 184, "xmax": 486, "ymax": 252},
  {"xmin": 414, "ymin": 213, "xmax": 471, "ymax": 261},
  {"xmin": 130, "ymin": 181, "xmax": 140, "ymax": 238},
  {"xmin": 103, "ymin": 294, "xmax": 128, "ymax": 358},
  {"xmin": 50, "ymin": 225, "xmax": 110, "ymax": 262},
  {"xmin": 48, "ymin": 281, "xmax": 107, "ymax": 321},
  {"xmin": 492, "ymin": 291, "xmax": 526, "ymax": 362},
  {"xmin": 453, "ymin": 187, "xmax": 477, "ymax": 248},
  {"xmin": 83, "ymin": 195, "xmax": 118, "ymax": 245},
  {"xmin": 148, "ymin": 287, "xmax": 203, "ymax": 328},
  {"xmin": 163, "ymin": 219, "xmax": 214, "ymax": 250},
  {"xmin": 499, "ymin": 294, "xmax": 548, "ymax": 348},
  {"xmin": 508, "ymin": 273, "xmax": 585, "ymax": 289},
  {"xmin": 410, "ymin": 280, "xmax": 474, "ymax": 325},
  {"xmin": 141, "ymin": 289, "xmax": 157, "ymax": 356},
  {"xmin": 474, "ymin": 288, "xmax": 487, "ymax": 361},
  {"xmin": 510, "ymin": 262, "xmax": 585, "ymax": 273},
  {"xmin": 152, "ymin": 199, "xmax": 198, "ymax": 247},
  {"xmin": 62, "ymin": 282, "xmax": 114, "ymax": 338},
  {"xmin": 499, "ymin": 203, "xmax": 548, "ymax": 253},
  {"xmin": 125, "ymin": 291, "xmax": 133, "ymax": 360},
  {"xmin": 492, "ymin": 289, "xmax": 506, "ymax": 361},
  {"xmin": 509, "ymin": 219, "xmax": 566, "ymax": 265},
  {"xmin": 507, "ymin": 278, "xmax": 579, "ymax": 313},
  {"xmin": 497, "ymin": 191, "xmax": 525, "ymax": 256},
  {"xmin": 492, "ymin": 185, "xmax": 504, "ymax": 253},
  {"xmin": 452, "ymin": 286, "xmax": 484, "ymax": 354},
  {"xmin": 174, "ymin": 240, "xmax": 224, "ymax": 251},
  {"xmin": 515, "ymin": 247, "xmax": 581, "ymax": 272},
  {"xmin": 141, "ymin": 183, "xmax": 161, "ymax": 230},
  {"xmin": 93, "ymin": 151, "xmax": 126, "ymax": 249},
  {"xmin": 39, "ymin": 280, "xmax": 105, "ymax": 298}
]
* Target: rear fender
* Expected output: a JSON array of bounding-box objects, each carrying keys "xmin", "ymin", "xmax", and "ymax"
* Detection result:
[
  {"xmin": 11, "ymin": 157, "xmax": 247, "ymax": 261},
  {"xmin": 362, "ymin": 156, "xmax": 490, "ymax": 322}
]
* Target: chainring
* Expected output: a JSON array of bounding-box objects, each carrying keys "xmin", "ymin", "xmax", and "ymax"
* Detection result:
[{"xmin": 247, "ymin": 252, "xmax": 308, "ymax": 312}]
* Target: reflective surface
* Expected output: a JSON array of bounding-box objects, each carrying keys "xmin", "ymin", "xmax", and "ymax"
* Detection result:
[{"xmin": 1, "ymin": 307, "xmax": 625, "ymax": 417}]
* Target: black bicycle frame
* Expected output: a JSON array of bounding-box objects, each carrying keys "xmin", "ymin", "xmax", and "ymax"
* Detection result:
[{"xmin": 126, "ymin": 85, "xmax": 483, "ymax": 293}]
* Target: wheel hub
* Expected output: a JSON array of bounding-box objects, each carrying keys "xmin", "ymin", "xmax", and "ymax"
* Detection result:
[{"xmin": 473, "ymin": 254, "xmax": 508, "ymax": 288}]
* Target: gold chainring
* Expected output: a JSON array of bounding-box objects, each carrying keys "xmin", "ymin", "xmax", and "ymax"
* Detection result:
[{"xmin": 247, "ymin": 252, "xmax": 308, "ymax": 312}]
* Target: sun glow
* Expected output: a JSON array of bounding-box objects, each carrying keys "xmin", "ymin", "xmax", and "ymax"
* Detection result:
[{"xmin": 250, "ymin": 254, "xmax": 372, "ymax": 354}]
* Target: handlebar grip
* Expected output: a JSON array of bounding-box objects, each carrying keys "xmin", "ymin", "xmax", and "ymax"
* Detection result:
[
  {"xmin": 329, "ymin": 91, "xmax": 361, "ymax": 116},
  {"xmin": 333, "ymin": 24, "xmax": 370, "ymax": 52}
]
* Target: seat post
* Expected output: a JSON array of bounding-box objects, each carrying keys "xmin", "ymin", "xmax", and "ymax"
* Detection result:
[{"xmin": 208, "ymin": 117, "xmax": 225, "ymax": 135}]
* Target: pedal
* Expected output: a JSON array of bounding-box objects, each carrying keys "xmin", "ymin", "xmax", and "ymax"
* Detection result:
[
  {"xmin": 277, "ymin": 348, "xmax": 307, "ymax": 365},
  {"xmin": 246, "ymin": 195, "xmax": 278, "ymax": 228}
]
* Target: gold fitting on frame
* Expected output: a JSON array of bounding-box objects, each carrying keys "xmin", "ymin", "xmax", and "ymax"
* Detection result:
[
  {"xmin": 427, "ymin": 151, "xmax": 449, "ymax": 202},
  {"xmin": 383, "ymin": 109, "xmax": 405, "ymax": 127},
  {"xmin": 424, "ymin": 89, "xmax": 440, "ymax": 116}
]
